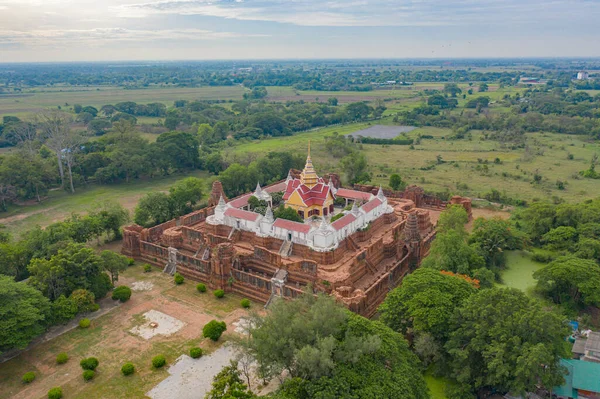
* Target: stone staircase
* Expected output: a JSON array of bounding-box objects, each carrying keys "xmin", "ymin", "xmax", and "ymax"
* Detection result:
[
  {"xmin": 346, "ymin": 235, "xmax": 360, "ymax": 251},
  {"xmin": 228, "ymin": 227, "xmax": 240, "ymax": 241},
  {"xmin": 279, "ymin": 240, "xmax": 293, "ymax": 257}
]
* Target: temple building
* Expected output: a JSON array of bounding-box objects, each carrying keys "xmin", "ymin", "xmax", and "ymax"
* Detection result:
[
  {"xmin": 283, "ymin": 144, "xmax": 335, "ymax": 219},
  {"xmin": 122, "ymin": 146, "xmax": 472, "ymax": 317}
]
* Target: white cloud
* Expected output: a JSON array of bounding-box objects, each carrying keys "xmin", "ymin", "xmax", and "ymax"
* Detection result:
[
  {"xmin": 115, "ymin": 0, "xmax": 600, "ymax": 27},
  {"xmin": 0, "ymin": 28, "xmax": 268, "ymax": 48}
]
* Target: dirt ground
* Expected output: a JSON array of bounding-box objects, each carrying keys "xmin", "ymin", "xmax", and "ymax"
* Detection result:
[{"xmin": 0, "ymin": 265, "xmax": 253, "ymax": 399}]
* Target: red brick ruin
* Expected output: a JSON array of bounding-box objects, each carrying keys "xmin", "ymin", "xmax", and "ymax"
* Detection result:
[{"xmin": 122, "ymin": 176, "xmax": 471, "ymax": 317}]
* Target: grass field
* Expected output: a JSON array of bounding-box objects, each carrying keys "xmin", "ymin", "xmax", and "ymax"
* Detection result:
[
  {"xmin": 0, "ymin": 171, "xmax": 210, "ymax": 238},
  {"xmin": 225, "ymin": 118, "xmax": 600, "ymax": 203},
  {"xmin": 0, "ymin": 264, "xmax": 253, "ymax": 399},
  {"xmin": 0, "ymin": 86, "xmax": 247, "ymax": 117}
]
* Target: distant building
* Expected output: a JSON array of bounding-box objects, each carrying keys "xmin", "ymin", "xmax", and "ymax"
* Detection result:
[
  {"xmin": 572, "ymin": 332, "xmax": 600, "ymax": 362},
  {"xmin": 577, "ymin": 71, "xmax": 589, "ymax": 80}
]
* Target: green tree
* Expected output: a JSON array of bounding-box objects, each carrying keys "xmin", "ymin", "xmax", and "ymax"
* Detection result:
[
  {"xmin": 169, "ymin": 177, "xmax": 203, "ymax": 216},
  {"xmin": 379, "ymin": 268, "xmax": 476, "ymax": 341},
  {"xmin": 542, "ymin": 226, "xmax": 577, "ymax": 250},
  {"xmin": 388, "ymin": 174, "xmax": 406, "ymax": 191},
  {"xmin": 478, "ymin": 83, "xmax": 489, "ymax": 92},
  {"xmin": 206, "ymin": 360, "xmax": 256, "ymax": 399},
  {"xmin": 100, "ymin": 250, "xmax": 129, "ymax": 284},
  {"xmin": 534, "ymin": 256, "xmax": 600, "ymax": 307},
  {"xmin": 444, "ymin": 83, "xmax": 462, "ymax": 97},
  {"xmin": 437, "ymin": 205, "xmax": 469, "ymax": 234},
  {"xmin": 469, "ymin": 217, "xmax": 526, "ymax": 269},
  {"xmin": 134, "ymin": 192, "xmax": 175, "ymax": 227},
  {"xmin": 27, "ymin": 242, "xmax": 105, "ymax": 300},
  {"xmin": 445, "ymin": 288, "xmax": 570, "ymax": 395},
  {"xmin": 327, "ymin": 97, "xmax": 338, "ymax": 106},
  {"xmin": 340, "ymin": 152, "xmax": 370, "ymax": 185},
  {"xmin": 0, "ymin": 275, "xmax": 51, "ymax": 353},
  {"xmin": 422, "ymin": 229, "xmax": 485, "ymax": 276},
  {"xmin": 274, "ymin": 205, "xmax": 303, "ymax": 223},
  {"xmin": 156, "ymin": 131, "xmax": 200, "ymax": 170}
]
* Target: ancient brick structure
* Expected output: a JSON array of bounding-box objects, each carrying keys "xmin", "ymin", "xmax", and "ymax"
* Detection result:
[{"xmin": 122, "ymin": 152, "xmax": 471, "ymax": 317}]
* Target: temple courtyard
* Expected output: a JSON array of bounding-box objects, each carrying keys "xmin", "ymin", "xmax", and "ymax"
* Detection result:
[{"xmin": 0, "ymin": 263, "xmax": 255, "ymax": 399}]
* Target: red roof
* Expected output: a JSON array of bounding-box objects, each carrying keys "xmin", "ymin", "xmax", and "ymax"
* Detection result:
[
  {"xmin": 283, "ymin": 179, "xmax": 332, "ymax": 207},
  {"xmin": 273, "ymin": 218, "xmax": 311, "ymax": 234},
  {"xmin": 224, "ymin": 208, "xmax": 260, "ymax": 222},
  {"xmin": 336, "ymin": 188, "xmax": 372, "ymax": 202},
  {"xmin": 331, "ymin": 214, "xmax": 356, "ymax": 231},
  {"xmin": 228, "ymin": 194, "xmax": 252, "ymax": 209},
  {"xmin": 361, "ymin": 198, "xmax": 382, "ymax": 213}
]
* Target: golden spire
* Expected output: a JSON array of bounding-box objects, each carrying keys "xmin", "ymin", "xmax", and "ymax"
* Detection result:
[{"xmin": 300, "ymin": 140, "xmax": 319, "ymax": 188}]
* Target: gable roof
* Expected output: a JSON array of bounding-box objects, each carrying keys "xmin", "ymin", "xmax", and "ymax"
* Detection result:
[
  {"xmin": 224, "ymin": 208, "xmax": 260, "ymax": 222},
  {"xmin": 273, "ymin": 218, "xmax": 311, "ymax": 234},
  {"xmin": 283, "ymin": 178, "xmax": 332, "ymax": 207},
  {"xmin": 331, "ymin": 213, "xmax": 357, "ymax": 231},
  {"xmin": 336, "ymin": 188, "xmax": 373, "ymax": 202},
  {"xmin": 361, "ymin": 198, "xmax": 383, "ymax": 213}
]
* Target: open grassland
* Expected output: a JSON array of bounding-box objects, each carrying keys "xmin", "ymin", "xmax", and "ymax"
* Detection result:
[
  {"xmin": 0, "ymin": 264, "xmax": 253, "ymax": 399},
  {"xmin": 0, "ymin": 86, "xmax": 246, "ymax": 117},
  {"xmin": 0, "ymin": 171, "xmax": 210, "ymax": 238},
  {"xmin": 226, "ymin": 120, "xmax": 600, "ymax": 203}
]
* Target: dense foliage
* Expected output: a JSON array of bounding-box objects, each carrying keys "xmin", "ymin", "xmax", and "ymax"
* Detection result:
[
  {"xmin": 0, "ymin": 275, "xmax": 50, "ymax": 354},
  {"xmin": 237, "ymin": 291, "xmax": 428, "ymax": 399}
]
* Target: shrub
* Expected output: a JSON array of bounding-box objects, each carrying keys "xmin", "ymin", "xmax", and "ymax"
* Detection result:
[
  {"xmin": 79, "ymin": 318, "xmax": 91, "ymax": 328},
  {"xmin": 196, "ymin": 283, "xmax": 207, "ymax": 293},
  {"xmin": 144, "ymin": 264, "xmax": 152, "ymax": 273},
  {"xmin": 80, "ymin": 357, "xmax": 99, "ymax": 370},
  {"xmin": 241, "ymin": 299, "xmax": 251, "ymax": 308},
  {"xmin": 127, "ymin": 258, "xmax": 135, "ymax": 266},
  {"xmin": 56, "ymin": 353, "xmax": 69, "ymax": 365},
  {"xmin": 70, "ymin": 289, "xmax": 96, "ymax": 313},
  {"xmin": 82, "ymin": 370, "xmax": 95, "ymax": 381},
  {"xmin": 189, "ymin": 347, "xmax": 203, "ymax": 359},
  {"xmin": 174, "ymin": 272, "xmax": 184, "ymax": 285},
  {"xmin": 22, "ymin": 372, "xmax": 35, "ymax": 384},
  {"xmin": 152, "ymin": 355, "xmax": 166, "ymax": 368},
  {"xmin": 213, "ymin": 289, "xmax": 225, "ymax": 299},
  {"xmin": 112, "ymin": 285, "xmax": 132, "ymax": 302},
  {"xmin": 121, "ymin": 362, "xmax": 135, "ymax": 376},
  {"xmin": 531, "ymin": 252, "xmax": 555, "ymax": 263},
  {"xmin": 203, "ymin": 320, "xmax": 227, "ymax": 341},
  {"xmin": 48, "ymin": 387, "xmax": 63, "ymax": 399}
]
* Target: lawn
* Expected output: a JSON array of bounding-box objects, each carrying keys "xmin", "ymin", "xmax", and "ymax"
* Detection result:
[
  {"xmin": 0, "ymin": 264, "xmax": 252, "ymax": 399},
  {"xmin": 226, "ymin": 118, "xmax": 600, "ymax": 203},
  {"xmin": 498, "ymin": 250, "xmax": 545, "ymax": 293},
  {"xmin": 0, "ymin": 171, "xmax": 210, "ymax": 238}
]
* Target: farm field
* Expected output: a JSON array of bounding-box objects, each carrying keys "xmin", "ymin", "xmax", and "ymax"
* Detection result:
[
  {"xmin": 0, "ymin": 264, "xmax": 255, "ymax": 399},
  {"xmin": 226, "ymin": 121, "xmax": 600, "ymax": 203},
  {"xmin": 0, "ymin": 86, "xmax": 247, "ymax": 117},
  {"xmin": 0, "ymin": 171, "xmax": 210, "ymax": 239}
]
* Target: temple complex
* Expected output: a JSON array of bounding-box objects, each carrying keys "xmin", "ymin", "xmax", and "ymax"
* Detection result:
[{"xmin": 122, "ymin": 147, "xmax": 472, "ymax": 317}]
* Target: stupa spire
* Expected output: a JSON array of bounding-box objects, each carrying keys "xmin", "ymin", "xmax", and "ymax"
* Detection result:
[{"xmin": 300, "ymin": 140, "xmax": 319, "ymax": 188}]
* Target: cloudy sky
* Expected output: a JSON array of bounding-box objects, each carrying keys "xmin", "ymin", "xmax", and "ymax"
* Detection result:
[{"xmin": 1, "ymin": 0, "xmax": 599, "ymax": 62}]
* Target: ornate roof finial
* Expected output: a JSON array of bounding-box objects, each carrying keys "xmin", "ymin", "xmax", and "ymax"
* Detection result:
[
  {"xmin": 218, "ymin": 194, "xmax": 226, "ymax": 207},
  {"xmin": 308, "ymin": 140, "xmax": 311, "ymax": 158},
  {"xmin": 351, "ymin": 200, "xmax": 360, "ymax": 216},
  {"xmin": 255, "ymin": 182, "xmax": 262, "ymax": 195},
  {"xmin": 264, "ymin": 204, "xmax": 274, "ymax": 223},
  {"xmin": 377, "ymin": 185, "xmax": 385, "ymax": 200}
]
